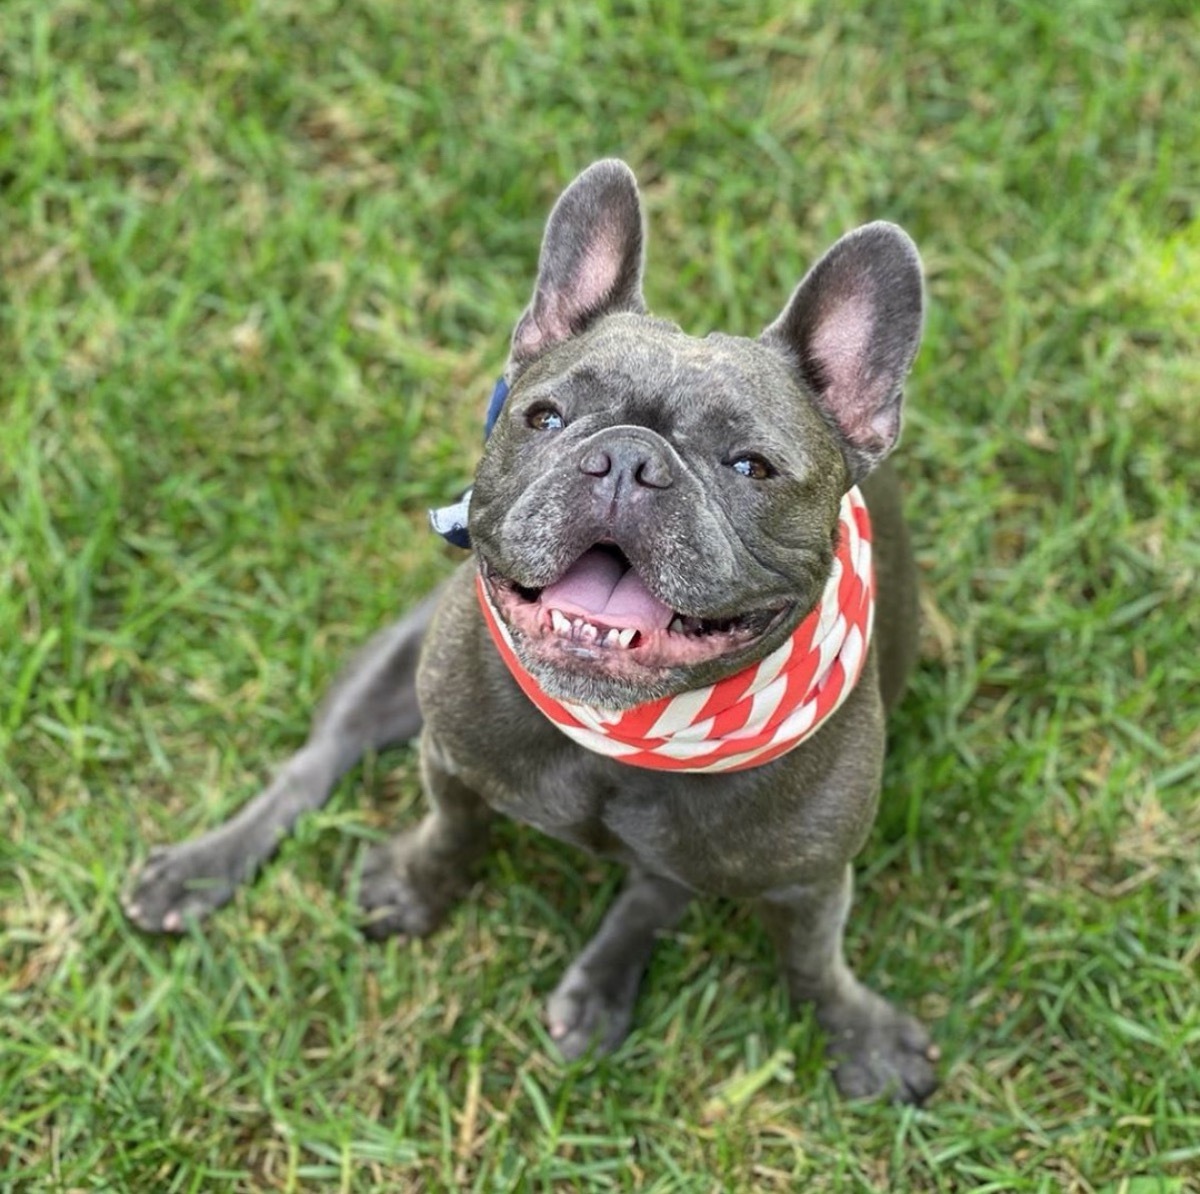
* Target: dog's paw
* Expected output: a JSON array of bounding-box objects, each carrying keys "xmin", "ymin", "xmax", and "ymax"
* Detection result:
[
  {"xmin": 123, "ymin": 843, "xmax": 238, "ymax": 933},
  {"xmin": 357, "ymin": 839, "xmax": 456, "ymax": 941},
  {"xmin": 545, "ymin": 963, "xmax": 640, "ymax": 1062},
  {"xmin": 821, "ymin": 991, "xmax": 939, "ymax": 1104}
]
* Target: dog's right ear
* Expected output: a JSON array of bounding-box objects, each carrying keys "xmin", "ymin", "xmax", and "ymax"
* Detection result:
[
  {"xmin": 761, "ymin": 222, "xmax": 924, "ymax": 484},
  {"xmin": 508, "ymin": 160, "xmax": 646, "ymax": 374}
]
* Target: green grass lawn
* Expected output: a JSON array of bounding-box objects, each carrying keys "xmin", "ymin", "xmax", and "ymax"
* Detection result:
[{"xmin": 2, "ymin": 0, "xmax": 1198, "ymax": 1189}]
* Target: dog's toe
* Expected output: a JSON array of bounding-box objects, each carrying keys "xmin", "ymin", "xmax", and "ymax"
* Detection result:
[
  {"xmin": 545, "ymin": 964, "xmax": 639, "ymax": 1062},
  {"xmin": 357, "ymin": 842, "xmax": 450, "ymax": 940},
  {"xmin": 124, "ymin": 844, "xmax": 237, "ymax": 934},
  {"xmin": 822, "ymin": 994, "xmax": 939, "ymax": 1105}
]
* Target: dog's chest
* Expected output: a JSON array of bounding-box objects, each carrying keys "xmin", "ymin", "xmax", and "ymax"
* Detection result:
[
  {"xmin": 438, "ymin": 723, "xmax": 655, "ymax": 863},
  {"xmin": 440, "ymin": 725, "xmax": 828, "ymax": 897}
]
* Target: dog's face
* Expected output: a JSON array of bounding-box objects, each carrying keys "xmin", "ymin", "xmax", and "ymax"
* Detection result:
[{"xmin": 470, "ymin": 161, "xmax": 923, "ymax": 710}]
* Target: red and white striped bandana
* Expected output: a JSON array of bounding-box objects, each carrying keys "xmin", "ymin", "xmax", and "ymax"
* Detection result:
[{"xmin": 478, "ymin": 487, "xmax": 875, "ymax": 773}]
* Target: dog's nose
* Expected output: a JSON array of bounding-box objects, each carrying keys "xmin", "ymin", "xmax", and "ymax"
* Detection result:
[{"xmin": 580, "ymin": 436, "xmax": 674, "ymax": 491}]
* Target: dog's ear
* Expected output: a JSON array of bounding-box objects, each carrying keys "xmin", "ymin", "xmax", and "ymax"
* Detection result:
[
  {"xmin": 509, "ymin": 159, "xmax": 645, "ymax": 372},
  {"xmin": 761, "ymin": 222, "xmax": 924, "ymax": 484}
]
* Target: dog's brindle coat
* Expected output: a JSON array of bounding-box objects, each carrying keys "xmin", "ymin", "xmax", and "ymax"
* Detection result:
[{"xmin": 126, "ymin": 161, "xmax": 937, "ymax": 1102}]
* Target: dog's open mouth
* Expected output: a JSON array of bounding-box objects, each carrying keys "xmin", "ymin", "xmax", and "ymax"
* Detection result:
[{"xmin": 482, "ymin": 545, "xmax": 788, "ymax": 669}]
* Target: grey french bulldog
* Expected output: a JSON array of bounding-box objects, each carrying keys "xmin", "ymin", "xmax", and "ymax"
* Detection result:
[{"xmin": 125, "ymin": 160, "xmax": 938, "ymax": 1102}]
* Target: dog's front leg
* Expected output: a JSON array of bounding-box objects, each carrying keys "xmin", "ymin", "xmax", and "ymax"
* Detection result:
[
  {"xmin": 546, "ymin": 866, "xmax": 692, "ymax": 1061},
  {"xmin": 124, "ymin": 593, "xmax": 439, "ymax": 933},
  {"xmin": 757, "ymin": 866, "xmax": 939, "ymax": 1103}
]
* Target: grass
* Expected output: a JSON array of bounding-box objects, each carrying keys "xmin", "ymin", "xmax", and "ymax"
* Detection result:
[{"xmin": 2, "ymin": 0, "xmax": 1198, "ymax": 1189}]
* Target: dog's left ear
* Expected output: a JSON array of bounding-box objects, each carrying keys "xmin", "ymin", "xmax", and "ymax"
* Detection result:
[
  {"xmin": 509, "ymin": 159, "xmax": 646, "ymax": 373},
  {"xmin": 762, "ymin": 222, "xmax": 924, "ymax": 484}
]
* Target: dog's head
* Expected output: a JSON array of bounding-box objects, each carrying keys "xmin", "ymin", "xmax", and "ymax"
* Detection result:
[{"xmin": 470, "ymin": 160, "xmax": 923, "ymax": 709}]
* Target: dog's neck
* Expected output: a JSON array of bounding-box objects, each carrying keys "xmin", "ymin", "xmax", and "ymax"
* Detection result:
[{"xmin": 477, "ymin": 487, "xmax": 876, "ymax": 774}]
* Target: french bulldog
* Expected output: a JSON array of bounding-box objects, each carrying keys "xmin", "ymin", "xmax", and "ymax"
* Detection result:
[{"xmin": 125, "ymin": 159, "xmax": 937, "ymax": 1102}]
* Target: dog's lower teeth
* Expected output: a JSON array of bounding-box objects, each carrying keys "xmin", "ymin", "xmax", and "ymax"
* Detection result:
[
  {"xmin": 669, "ymin": 616, "xmax": 684, "ymax": 634},
  {"xmin": 547, "ymin": 611, "xmax": 639, "ymax": 648}
]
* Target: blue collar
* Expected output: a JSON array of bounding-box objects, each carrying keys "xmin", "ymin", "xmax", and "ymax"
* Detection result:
[
  {"xmin": 483, "ymin": 375, "xmax": 510, "ymax": 437},
  {"xmin": 427, "ymin": 377, "xmax": 509, "ymax": 549}
]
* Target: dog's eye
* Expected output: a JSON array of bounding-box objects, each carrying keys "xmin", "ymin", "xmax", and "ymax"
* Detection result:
[
  {"xmin": 527, "ymin": 405, "xmax": 565, "ymax": 432},
  {"xmin": 730, "ymin": 455, "xmax": 775, "ymax": 480}
]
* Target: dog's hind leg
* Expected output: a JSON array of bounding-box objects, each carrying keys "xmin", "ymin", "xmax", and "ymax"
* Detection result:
[{"xmin": 123, "ymin": 591, "xmax": 440, "ymax": 934}]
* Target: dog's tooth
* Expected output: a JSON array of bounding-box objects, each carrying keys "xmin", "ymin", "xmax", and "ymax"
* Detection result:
[
  {"xmin": 602, "ymin": 628, "xmax": 619, "ymax": 648},
  {"xmin": 550, "ymin": 609, "xmax": 570, "ymax": 635},
  {"xmin": 617, "ymin": 628, "xmax": 637, "ymax": 648},
  {"xmin": 669, "ymin": 616, "xmax": 684, "ymax": 634},
  {"xmin": 578, "ymin": 621, "xmax": 598, "ymax": 644}
]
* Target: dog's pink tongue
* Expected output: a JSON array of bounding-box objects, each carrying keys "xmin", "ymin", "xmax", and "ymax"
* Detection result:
[{"xmin": 539, "ymin": 549, "xmax": 674, "ymax": 631}]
